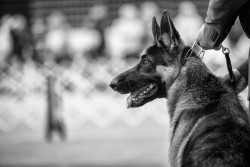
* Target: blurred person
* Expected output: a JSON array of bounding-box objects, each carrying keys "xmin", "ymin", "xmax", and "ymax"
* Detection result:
[
  {"xmin": 45, "ymin": 11, "xmax": 71, "ymax": 67},
  {"xmin": 43, "ymin": 11, "xmax": 71, "ymax": 140},
  {"xmin": 67, "ymin": 17, "xmax": 101, "ymax": 65},
  {"xmin": 84, "ymin": 3, "xmax": 109, "ymax": 60},
  {"xmin": 5, "ymin": 14, "xmax": 34, "ymax": 72},
  {"xmin": 31, "ymin": 17, "xmax": 47, "ymax": 65},
  {"xmin": 0, "ymin": 15, "xmax": 13, "ymax": 73},
  {"xmin": 105, "ymin": 3, "xmax": 145, "ymax": 64},
  {"xmin": 174, "ymin": 1, "xmax": 203, "ymax": 45},
  {"xmin": 66, "ymin": 16, "xmax": 104, "ymax": 92},
  {"xmin": 196, "ymin": 0, "xmax": 250, "ymax": 96},
  {"xmin": 140, "ymin": 1, "xmax": 161, "ymax": 46},
  {"xmin": 140, "ymin": 1, "xmax": 160, "ymax": 22},
  {"xmin": 66, "ymin": 5, "xmax": 107, "ymax": 65}
]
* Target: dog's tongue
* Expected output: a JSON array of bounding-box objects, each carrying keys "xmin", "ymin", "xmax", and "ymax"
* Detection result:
[{"xmin": 127, "ymin": 96, "xmax": 133, "ymax": 108}]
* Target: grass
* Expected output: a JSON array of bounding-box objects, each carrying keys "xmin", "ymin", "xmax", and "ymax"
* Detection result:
[{"xmin": 0, "ymin": 123, "xmax": 170, "ymax": 167}]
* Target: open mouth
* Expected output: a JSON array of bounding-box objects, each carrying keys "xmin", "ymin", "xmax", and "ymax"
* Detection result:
[{"xmin": 127, "ymin": 83, "xmax": 159, "ymax": 108}]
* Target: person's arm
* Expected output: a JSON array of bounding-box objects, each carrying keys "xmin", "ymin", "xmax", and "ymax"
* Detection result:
[{"xmin": 197, "ymin": 0, "xmax": 248, "ymax": 49}]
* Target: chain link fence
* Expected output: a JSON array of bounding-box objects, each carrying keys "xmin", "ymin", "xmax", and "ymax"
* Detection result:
[{"xmin": 0, "ymin": 59, "xmax": 169, "ymax": 135}]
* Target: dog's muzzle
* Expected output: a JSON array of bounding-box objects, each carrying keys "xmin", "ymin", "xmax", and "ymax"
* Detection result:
[{"xmin": 109, "ymin": 77, "xmax": 132, "ymax": 94}]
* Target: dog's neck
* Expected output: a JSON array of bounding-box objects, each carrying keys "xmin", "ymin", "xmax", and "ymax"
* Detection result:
[{"xmin": 167, "ymin": 49, "xmax": 225, "ymax": 119}]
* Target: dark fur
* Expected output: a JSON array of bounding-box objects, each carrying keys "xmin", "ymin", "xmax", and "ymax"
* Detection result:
[{"xmin": 110, "ymin": 10, "xmax": 250, "ymax": 167}]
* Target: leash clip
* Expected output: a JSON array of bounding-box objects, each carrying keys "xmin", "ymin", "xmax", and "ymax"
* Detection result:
[{"xmin": 222, "ymin": 46, "xmax": 230, "ymax": 54}]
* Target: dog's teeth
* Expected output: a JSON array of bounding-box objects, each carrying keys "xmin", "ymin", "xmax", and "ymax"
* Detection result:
[{"xmin": 149, "ymin": 84, "xmax": 153, "ymax": 88}]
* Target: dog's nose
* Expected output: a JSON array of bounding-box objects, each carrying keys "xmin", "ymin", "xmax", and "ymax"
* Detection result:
[{"xmin": 109, "ymin": 79, "xmax": 118, "ymax": 90}]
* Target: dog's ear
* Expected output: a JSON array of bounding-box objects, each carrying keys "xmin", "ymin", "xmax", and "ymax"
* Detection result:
[
  {"xmin": 152, "ymin": 17, "xmax": 160, "ymax": 42},
  {"xmin": 160, "ymin": 10, "xmax": 180, "ymax": 51}
]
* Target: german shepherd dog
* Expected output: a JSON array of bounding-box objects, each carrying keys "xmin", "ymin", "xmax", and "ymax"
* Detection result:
[{"xmin": 109, "ymin": 11, "xmax": 250, "ymax": 167}]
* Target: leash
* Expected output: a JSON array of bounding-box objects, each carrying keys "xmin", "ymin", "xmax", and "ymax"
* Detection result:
[
  {"xmin": 221, "ymin": 46, "xmax": 236, "ymax": 90},
  {"xmin": 185, "ymin": 41, "xmax": 236, "ymax": 90}
]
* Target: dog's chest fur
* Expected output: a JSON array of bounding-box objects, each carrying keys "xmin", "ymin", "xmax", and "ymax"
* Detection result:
[
  {"xmin": 167, "ymin": 76, "xmax": 205, "ymax": 167},
  {"xmin": 164, "ymin": 57, "xmax": 227, "ymax": 167}
]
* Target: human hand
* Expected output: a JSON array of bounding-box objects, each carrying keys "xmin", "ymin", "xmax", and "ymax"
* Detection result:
[
  {"xmin": 222, "ymin": 69, "xmax": 247, "ymax": 94},
  {"xmin": 196, "ymin": 24, "xmax": 221, "ymax": 50}
]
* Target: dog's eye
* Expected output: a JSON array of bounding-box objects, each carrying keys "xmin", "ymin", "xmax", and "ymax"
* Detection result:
[{"xmin": 142, "ymin": 59, "xmax": 150, "ymax": 66}]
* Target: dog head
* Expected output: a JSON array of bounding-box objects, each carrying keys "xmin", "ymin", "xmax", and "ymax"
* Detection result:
[{"xmin": 110, "ymin": 10, "xmax": 186, "ymax": 108}]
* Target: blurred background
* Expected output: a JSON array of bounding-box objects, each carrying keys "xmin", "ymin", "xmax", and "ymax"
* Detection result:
[{"xmin": 0, "ymin": 0, "xmax": 249, "ymax": 167}]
